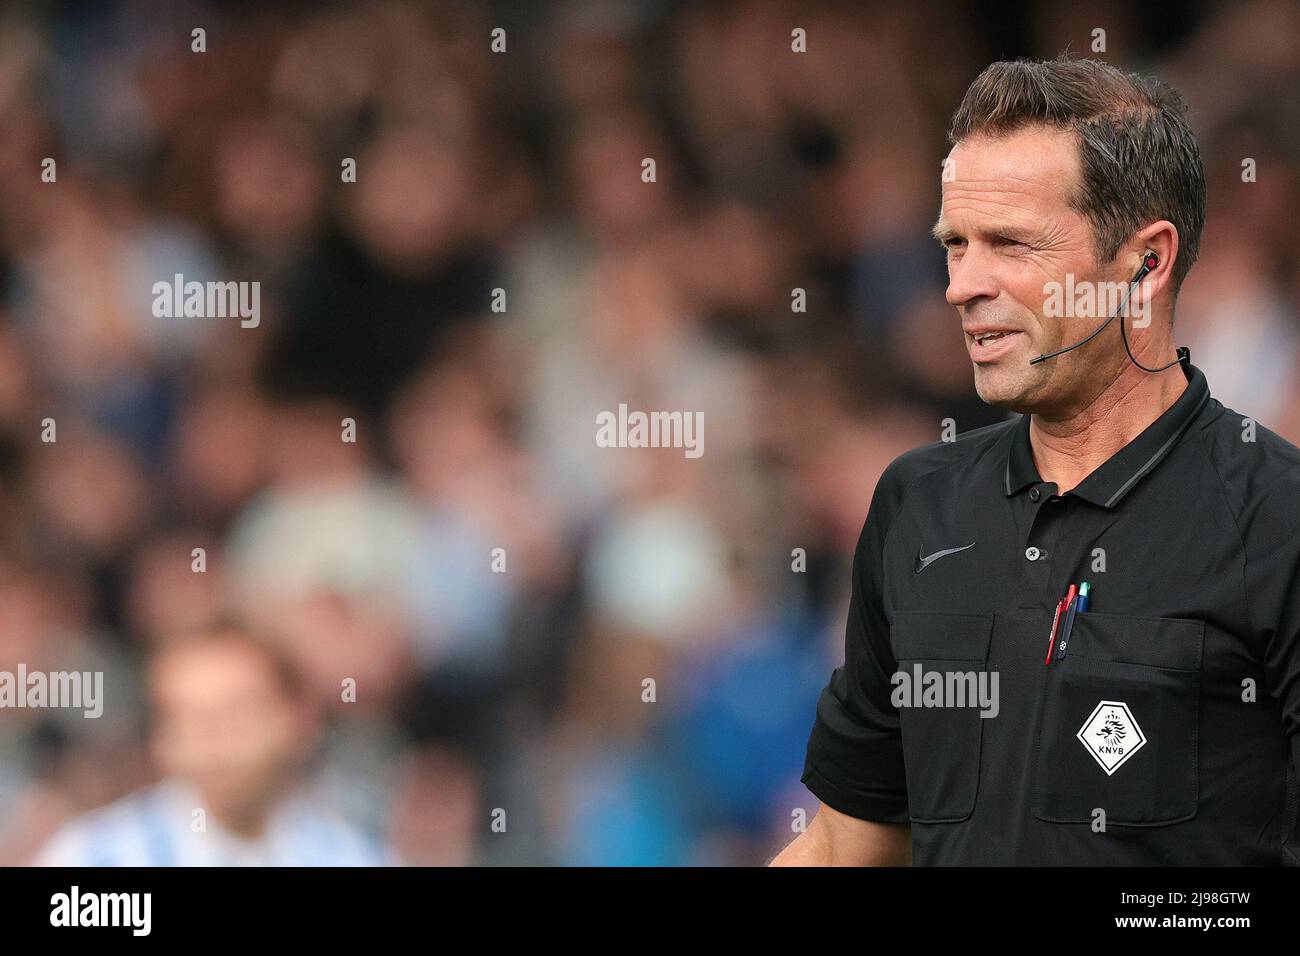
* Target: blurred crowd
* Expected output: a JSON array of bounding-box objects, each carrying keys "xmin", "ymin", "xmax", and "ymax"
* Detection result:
[{"xmin": 0, "ymin": 0, "xmax": 1298, "ymax": 865}]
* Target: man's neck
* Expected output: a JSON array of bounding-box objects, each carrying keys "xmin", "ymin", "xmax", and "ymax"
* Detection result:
[
  {"xmin": 193, "ymin": 785, "xmax": 286, "ymax": 841},
  {"xmin": 1028, "ymin": 364, "xmax": 1188, "ymax": 494}
]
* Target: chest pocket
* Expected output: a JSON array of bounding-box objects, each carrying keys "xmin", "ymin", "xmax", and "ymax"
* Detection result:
[
  {"xmin": 891, "ymin": 610, "xmax": 994, "ymax": 824},
  {"xmin": 1032, "ymin": 610, "xmax": 1204, "ymax": 826}
]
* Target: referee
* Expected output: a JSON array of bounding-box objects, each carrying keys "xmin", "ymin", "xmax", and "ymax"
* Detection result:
[{"xmin": 773, "ymin": 56, "xmax": 1300, "ymax": 865}]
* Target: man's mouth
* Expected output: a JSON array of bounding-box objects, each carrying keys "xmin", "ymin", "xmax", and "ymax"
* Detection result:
[{"xmin": 968, "ymin": 329, "xmax": 1023, "ymax": 360}]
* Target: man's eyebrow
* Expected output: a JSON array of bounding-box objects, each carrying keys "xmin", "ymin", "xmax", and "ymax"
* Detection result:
[
  {"xmin": 931, "ymin": 221, "xmax": 956, "ymax": 243},
  {"xmin": 931, "ymin": 221, "xmax": 1037, "ymax": 244}
]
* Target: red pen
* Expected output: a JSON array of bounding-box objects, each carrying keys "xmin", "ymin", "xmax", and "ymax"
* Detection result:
[{"xmin": 1044, "ymin": 584, "xmax": 1077, "ymax": 666}]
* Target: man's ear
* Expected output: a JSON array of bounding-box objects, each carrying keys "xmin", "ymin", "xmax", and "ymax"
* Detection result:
[{"xmin": 1130, "ymin": 220, "xmax": 1179, "ymax": 306}]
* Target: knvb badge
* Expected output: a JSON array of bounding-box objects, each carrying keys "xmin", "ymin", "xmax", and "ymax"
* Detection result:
[{"xmin": 1077, "ymin": 699, "xmax": 1146, "ymax": 775}]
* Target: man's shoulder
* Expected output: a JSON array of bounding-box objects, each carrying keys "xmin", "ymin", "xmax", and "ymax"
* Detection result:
[
  {"xmin": 31, "ymin": 784, "xmax": 173, "ymax": 866},
  {"xmin": 64, "ymin": 782, "xmax": 175, "ymax": 831},
  {"xmin": 275, "ymin": 792, "xmax": 393, "ymax": 865},
  {"xmin": 879, "ymin": 416, "xmax": 1018, "ymax": 499},
  {"xmin": 1199, "ymin": 400, "xmax": 1300, "ymax": 498}
]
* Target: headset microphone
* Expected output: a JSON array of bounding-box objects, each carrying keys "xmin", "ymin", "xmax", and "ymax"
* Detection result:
[{"xmin": 1028, "ymin": 250, "xmax": 1186, "ymax": 372}]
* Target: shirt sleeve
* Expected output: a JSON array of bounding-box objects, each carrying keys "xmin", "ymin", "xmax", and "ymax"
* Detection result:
[
  {"xmin": 800, "ymin": 456, "xmax": 911, "ymax": 823},
  {"xmin": 1240, "ymin": 472, "xmax": 1300, "ymax": 855}
]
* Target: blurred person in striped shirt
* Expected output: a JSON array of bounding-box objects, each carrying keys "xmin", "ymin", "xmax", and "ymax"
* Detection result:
[{"xmin": 32, "ymin": 623, "xmax": 388, "ymax": 866}]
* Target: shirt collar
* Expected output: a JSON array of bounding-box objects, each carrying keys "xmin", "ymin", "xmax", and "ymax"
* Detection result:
[{"xmin": 1004, "ymin": 348, "xmax": 1212, "ymax": 508}]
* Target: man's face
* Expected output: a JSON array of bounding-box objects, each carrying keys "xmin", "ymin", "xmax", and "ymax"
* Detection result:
[
  {"xmin": 149, "ymin": 639, "xmax": 308, "ymax": 823},
  {"xmin": 936, "ymin": 126, "xmax": 1125, "ymax": 414}
]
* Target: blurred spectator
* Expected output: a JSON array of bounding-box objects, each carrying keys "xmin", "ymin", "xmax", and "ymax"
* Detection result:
[{"xmin": 32, "ymin": 623, "xmax": 388, "ymax": 866}]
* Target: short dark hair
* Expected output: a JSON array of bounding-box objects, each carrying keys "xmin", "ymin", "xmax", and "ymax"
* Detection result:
[{"xmin": 948, "ymin": 55, "xmax": 1206, "ymax": 293}]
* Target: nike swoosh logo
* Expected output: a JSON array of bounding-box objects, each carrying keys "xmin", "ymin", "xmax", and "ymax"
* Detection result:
[{"xmin": 915, "ymin": 542, "xmax": 975, "ymax": 573}]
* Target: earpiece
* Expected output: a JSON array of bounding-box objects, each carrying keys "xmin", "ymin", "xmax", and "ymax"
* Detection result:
[{"xmin": 1133, "ymin": 250, "xmax": 1159, "ymax": 282}]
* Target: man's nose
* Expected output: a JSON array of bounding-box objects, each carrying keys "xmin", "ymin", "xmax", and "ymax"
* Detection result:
[{"xmin": 945, "ymin": 248, "xmax": 1000, "ymax": 308}]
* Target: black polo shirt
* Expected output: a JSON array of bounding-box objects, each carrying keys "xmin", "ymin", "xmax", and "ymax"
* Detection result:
[{"xmin": 801, "ymin": 353, "xmax": 1300, "ymax": 864}]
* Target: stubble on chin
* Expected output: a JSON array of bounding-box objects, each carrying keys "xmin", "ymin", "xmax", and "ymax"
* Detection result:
[
  {"xmin": 973, "ymin": 365, "xmax": 1045, "ymax": 413},
  {"xmin": 973, "ymin": 367, "xmax": 1018, "ymax": 408}
]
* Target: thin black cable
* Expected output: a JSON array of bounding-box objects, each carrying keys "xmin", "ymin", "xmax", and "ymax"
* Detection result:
[
  {"xmin": 1118, "ymin": 287, "xmax": 1185, "ymax": 372},
  {"xmin": 1029, "ymin": 268, "xmax": 1183, "ymax": 371}
]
